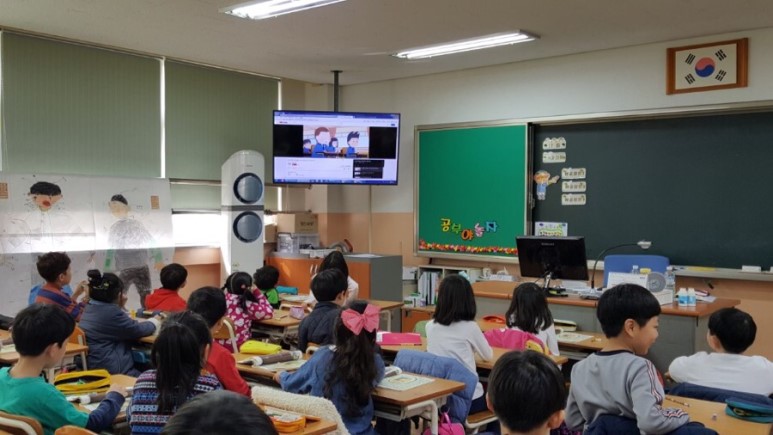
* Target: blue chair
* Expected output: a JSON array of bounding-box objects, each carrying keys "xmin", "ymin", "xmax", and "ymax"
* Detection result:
[{"xmin": 603, "ymin": 254, "xmax": 669, "ymax": 287}]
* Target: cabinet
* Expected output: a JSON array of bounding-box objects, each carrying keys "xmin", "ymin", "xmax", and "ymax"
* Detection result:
[
  {"xmin": 401, "ymin": 306, "xmax": 434, "ymax": 333},
  {"xmin": 267, "ymin": 253, "xmax": 403, "ymax": 302}
]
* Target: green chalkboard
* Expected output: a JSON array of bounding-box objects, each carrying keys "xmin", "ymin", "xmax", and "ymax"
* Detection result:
[
  {"xmin": 416, "ymin": 123, "xmax": 529, "ymax": 260},
  {"xmin": 533, "ymin": 110, "xmax": 773, "ymax": 269}
]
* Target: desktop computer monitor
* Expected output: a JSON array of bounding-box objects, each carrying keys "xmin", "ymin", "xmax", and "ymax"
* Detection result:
[{"xmin": 516, "ymin": 236, "xmax": 589, "ymax": 282}]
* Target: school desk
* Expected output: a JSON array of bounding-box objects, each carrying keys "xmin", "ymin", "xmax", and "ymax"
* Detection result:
[
  {"xmin": 470, "ymin": 281, "xmax": 741, "ymax": 373},
  {"xmin": 373, "ymin": 376, "xmax": 466, "ymax": 435},
  {"xmin": 74, "ymin": 373, "xmax": 136, "ymax": 424},
  {"xmin": 477, "ymin": 320, "xmax": 608, "ymax": 356},
  {"xmin": 234, "ymin": 352, "xmax": 309, "ymax": 381},
  {"xmin": 252, "ymin": 309, "xmax": 302, "ymax": 342},
  {"xmin": 379, "ymin": 337, "xmax": 569, "ymax": 367},
  {"xmin": 0, "ymin": 329, "xmax": 89, "ymax": 367},
  {"xmin": 664, "ymin": 395, "xmax": 772, "ymax": 435}
]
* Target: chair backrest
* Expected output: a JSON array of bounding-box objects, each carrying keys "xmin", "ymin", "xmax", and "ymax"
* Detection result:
[
  {"xmin": 251, "ymin": 385, "xmax": 349, "ymax": 435},
  {"xmin": 69, "ymin": 325, "xmax": 86, "ymax": 345},
  {"xmin": 483, "ymin": 328, "xmax": 548, "ymax": 354},
  {"xmin": 212, "ymin": 317, "xmax": 238, "ymax": 353},
  {"xmin": 393, "ymin": 349, "xmax": 476, "ymax": 423},
  {"xmin": 412, "ymin": 320, "xmax": 428, "ymax": 337},
  {"xmin": 54, "ymin": 426, "xmax": 97, "ymax": 435},
  {"xmin": 0, "ymin": 411, "xmax": 43, "ymax": 435},
  {"xmin": 602, "ymin": 254, "xmax": 669, "ymax": 287}
]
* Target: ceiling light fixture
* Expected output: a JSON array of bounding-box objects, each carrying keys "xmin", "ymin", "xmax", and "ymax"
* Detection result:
[
  {"xmin": 394, "ymin": 31, "xmax": 538, "ymax": 60},
  {"xmin": 222, "ymin": 0, "xmax": 346, "ymax": 20}
]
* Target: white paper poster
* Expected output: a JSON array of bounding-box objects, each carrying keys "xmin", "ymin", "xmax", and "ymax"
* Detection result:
[
  {"xmin": 561, "ymin": 194, "xmax": 587, "ymax": 206},
  {"xmin": 542, "ymin": 152, "xmax": 567, "ymax": 163},
  {"xmin": 562, "ymin": 181, "xmax": 587, "ymax": 192},
  {"xmin": 542, "ymin": 137, "xmax": 567, "ymax": 150},
  {"xmin": 561, "ymin": 167, "xmax": 587, "ymax": 179},
  {"xmin": 534, "ymin": 221, "xmax": 568, "ymax": 237}
]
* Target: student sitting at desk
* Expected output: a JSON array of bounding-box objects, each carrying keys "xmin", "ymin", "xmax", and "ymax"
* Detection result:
[
  {"xmin": 668, "ymin": 307, "xmax": 773, "ymax": 396},
  {"xmin": 34, "ymin": 252, "xmax": 88, "ymax": 321},
  {"xmin": 305, "ymin": 251, "xmax": 359, "ymax": 307},
  {"xmin": 505, "ymin": 283, "xmax": 560, "ymax": 356},
  {"xmin": 275, "ymin": 301, "xmax": 384, "ymax": 435},
  {"xmin": 0, "ymin": 304, "xmax": 126, "ymax": 435},
  {"xmin": 298, "ymin": 269, "xmax": 347, "ymax": 352},
  {"xmin": 488, "ymin": 351, "xmax": 567, "ymax": 435},
  {"xmin": 254, "ymin": 265, "xmax": 281, "ymax": 309},
  {"xmin": 220, "ymin": 272, "xmax": 273, "ymax": 350},
  {"xmin": 128, "ymin": 311, "xmax": 221, "ymax": 433},
  {"xmin": 187, "ymin": 286, "xmax": 251, "ymax": 396},
  {"xmin": 565, "ymin": 284, "xmax": 690, "ymax": 433},
  {"xmin": 426, "ymin": 274, "xmax": 493, "ymax": 415},
  {"xmin": 79, "ymin": 269, "xmax": 160, "ymax": 376},
  {"xmin": 145, "ymin": 263, "xmax": 188, "ymax": 312}
]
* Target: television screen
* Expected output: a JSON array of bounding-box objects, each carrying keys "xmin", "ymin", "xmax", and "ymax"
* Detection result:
[
  {"xmin": 516, "ymin": 236, "xmax": 589, "ymax": 281},
  {"xmin": 273, "ymin": 110, "xmax": 400, "ymax": 185}
]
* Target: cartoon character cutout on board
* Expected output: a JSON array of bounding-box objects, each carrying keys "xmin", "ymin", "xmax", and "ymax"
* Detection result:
[{"xmin": 534, "ymin": 170, "xmax": 560, "ymax": 200}]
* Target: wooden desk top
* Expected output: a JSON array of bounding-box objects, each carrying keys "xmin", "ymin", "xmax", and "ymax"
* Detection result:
[
  {"xmin": 379, "ymin": 337, "xmax": 568, "ymax": 366},
  {"xmin": 284, "ymin": 417, "xmax": 337, "ymax": 435},
  {"xmin": 0, "ymin": 330, "xmax": 89, "ymax": 364},
  {"xmin": 234, "ymin": 352, "xmax": 308, "ymax": 379},
  {"xmin": 369, "ymin": 300, "xmax": 405, "ymax": 311},
  {"xmin": 665, "ymin": 395, "xmax": 772, "ymax": 435},
  {"xmin": 256, "ymin": 310, "xmax": 303, "ymax": 327},
  {"xmin": 373, "ymin": 376, "xmax": 465, "ymax": 406},
  {"xmin": 477, "ymin": 321, "xmax": 608, "ymax": 352},
  {"xmin": 74, "ymin": 374, "xmax": 136, "ymax": 422}
]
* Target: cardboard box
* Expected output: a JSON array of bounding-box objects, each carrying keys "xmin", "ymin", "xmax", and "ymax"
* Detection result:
[
  {"xmin": 263, "ymin": 224, "xmax": 277, "ymax": 243},
  {"xmin": 276, "ymin": 213, "xmax": 318, "ymax": 234}
]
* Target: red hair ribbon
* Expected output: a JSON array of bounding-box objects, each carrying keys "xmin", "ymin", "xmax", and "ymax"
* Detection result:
[{"xmin": 341, "ymin": 304, "xmax": 380, "ymax": 335}]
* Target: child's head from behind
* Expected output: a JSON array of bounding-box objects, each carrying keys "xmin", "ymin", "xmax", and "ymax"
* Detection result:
[
  {"xmin": 160, "ymin": 263, "xmax": 188, "ymax": 290},
  {"xmin": 253, "ymin": 265, "xmax": 280, "ymax": 291},
  {"xmin": 326, "ymin": 300, "xmax": 380, "ymax": 417},
  {"xmin": 36, "ymin": 252, "xmax": 71, "ymax": 284},
  {"xmin": 318, "ymin": 251, "xmax": 349, "ymax": 277},
  {"xmin": 87, "ymin": 269, "xmax": 125, "ymax": 304},
  {"xmin": 12, "ymin": 304, "xmax": 74, "ymax": 364},
  {"xmin": 187, "ymin": 286, "xmax": 227, "ymax": 329},
  {"xmin": 708, "ymin": 307, "xmax": 756, "ymax": 354},
  {"xmin": 506, "ymin": 282, "xmax": 553, "ymax": 334},
  {"xmin": 597, "ymin": 284, "xmax": 661, "ymax": 355},
  {"xmin": 153, "ymin": 311, "xmax": 212, "ymax": 412},
  {"xmin": 162, "ymin": 390, "xmax": 278, "ymax": 435},
  {"xmin": 223, "ymin": 272, "xmax": 252, "ymax": 295},
  {"xmin": 487, "ymin": 350, "xmax": 567, "ymax": 434},
  {"xmin": 310, "ymin": 269, "xmax": 347, "ymax": 303},
  {"xmin": 433, "ymin": 274, "xmax": 476, "ymax": 326}
]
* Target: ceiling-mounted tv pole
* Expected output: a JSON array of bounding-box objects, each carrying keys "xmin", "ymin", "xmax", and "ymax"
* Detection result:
[{"xmin": 332, "ymin": 70, "xmax": 341, "ymax": 112}]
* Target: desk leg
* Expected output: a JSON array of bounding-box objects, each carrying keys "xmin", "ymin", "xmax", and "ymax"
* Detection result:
[
  {"xmin": 374, "ymin": 399, "xmax": 439, "ymax": 435},
  {"xmin": 381, "ymin": 310, "xmax": 392, "ymax": 332}
]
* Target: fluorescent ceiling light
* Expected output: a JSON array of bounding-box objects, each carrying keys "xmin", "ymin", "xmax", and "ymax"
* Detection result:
[
  {"xmin": 222, "ymin": 0, "xmax": 346, "ymax": 20},
  {"xmin": 394, "ymin": 32, "xmax": 538, "ymax": 60}
]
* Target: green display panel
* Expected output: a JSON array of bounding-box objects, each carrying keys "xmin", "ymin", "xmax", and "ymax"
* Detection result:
[{"xmin": 416, "ymin": 123, "xmax": 529, "ymax": 260}]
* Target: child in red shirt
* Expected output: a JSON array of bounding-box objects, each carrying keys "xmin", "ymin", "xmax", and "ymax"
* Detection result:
[
  {"xmin": 186, "ymin": 286, "xmax": 250, "ymax": 396},
  {"xmin": 145, "ymin": 263, "xmax": 187, "ymax": 312}
]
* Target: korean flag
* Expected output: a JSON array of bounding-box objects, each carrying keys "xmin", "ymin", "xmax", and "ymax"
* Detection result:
[{"xmin": 673, "ymin": 42, "xmax": 738, "ymax": 91}]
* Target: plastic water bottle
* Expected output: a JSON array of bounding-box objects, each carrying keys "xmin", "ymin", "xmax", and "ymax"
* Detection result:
[
  {"xmin": 631, "ymin": 264, "xmax": 640, "ymax": 275},
  {"xmin": 664, "ymin": 266, "xmax": 676, "ymax": 293},
  {"xmin": 677, "ymin": 288, "xmax": 688, "ymax": 307},
  {"xmin": 687, "ymin": 288, "xmax": 697, "ymax": 306}
]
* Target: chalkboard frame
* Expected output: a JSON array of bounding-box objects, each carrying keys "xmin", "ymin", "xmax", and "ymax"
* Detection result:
[
  {"xmin": 414, "ymin": 119, "xmax": 531, "ymax": 262},
  {"xmin": 528, "ymin": 100, "xmax": 773, "ymax": 271}
]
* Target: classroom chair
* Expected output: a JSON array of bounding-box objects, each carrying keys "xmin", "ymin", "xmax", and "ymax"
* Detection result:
[
  {"xmin": 54, "ymin": 426, "xmax": 97, "ymax": 435},
  {"xmin": 393, "ymin": 350, "xmax": 498, "ymax": 433},
  {"xmin": 0, "ymin": 410, "xmax": 43, "ymax": 435},
  {"xmin": 602, "ymin": 254, "xmax": 669, "ymax": 287},
  {"xmin": 68, "ymin": 325, "xmax": 88, "ymax": 370},
  {"xmin": 413, "ymin": 320, "xmax": 428, "ymax": 338},
  {"xmin": 251, "ymin": 385, "xmax": 349, "ymax": 435},
  {"xmin": 212, "ymin": 317, "xmax": 238, "ymax": 353}
]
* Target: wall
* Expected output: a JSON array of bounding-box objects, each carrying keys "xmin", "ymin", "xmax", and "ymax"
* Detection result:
[{"xmin": 303, "ymin": 27, "xmax": 773, "ymax": 358}]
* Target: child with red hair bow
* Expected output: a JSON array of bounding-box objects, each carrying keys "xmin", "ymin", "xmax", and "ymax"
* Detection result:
[{"xmin": 275, "ymin": 301, "xmax": 385, "ymax": 435}]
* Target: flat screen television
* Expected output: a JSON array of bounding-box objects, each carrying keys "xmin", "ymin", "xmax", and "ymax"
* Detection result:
[
  {"xmin": 516, "ymin": 236, "xmax": 589, "ymax": 282},
  {"xmin": 273, "ymin": 110, "xmax": 400, "ymax": 185}
]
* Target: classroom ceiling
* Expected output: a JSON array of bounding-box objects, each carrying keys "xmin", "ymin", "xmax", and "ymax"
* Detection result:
[{"xmin": 2, "ymin": 0, "xmax": 773, "ymax": 85}]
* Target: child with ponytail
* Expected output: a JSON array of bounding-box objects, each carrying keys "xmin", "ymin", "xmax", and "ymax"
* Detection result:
[
  {"xmin": 220, "ymin": 271, "xmax": 273, "ymax": 349},
  {"xmin": 275, "ymin": 300, "xmax": 384, "ymax": 435}
]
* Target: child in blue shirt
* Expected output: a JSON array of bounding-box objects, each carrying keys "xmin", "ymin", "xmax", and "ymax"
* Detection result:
[
  {"xmin": 275, "ymin": 300, "xmax": 385, "ymax": 435},
  {"xmin": 0, "ymin": 304, "xmax": 125, "ymax": 435}
]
